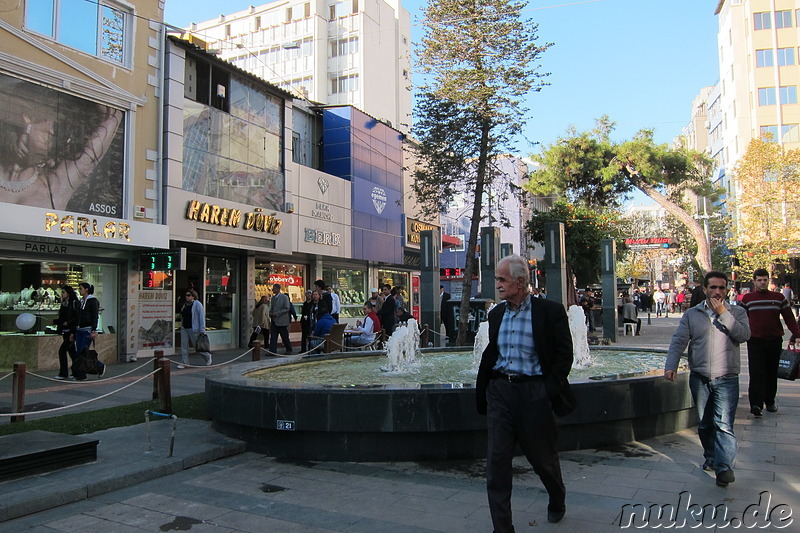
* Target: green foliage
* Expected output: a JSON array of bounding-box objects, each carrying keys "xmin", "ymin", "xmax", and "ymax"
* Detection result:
[
  {"xmin": 0, "ymin": 394, "xmax": 209, "ymax": 437},
  {"xmin": 527, "ymin": 201, "xmax": 622, "ymax": 285},
  {"xmin": 526, "ymin": 116, "xmax": 717, "ymax": 272}
]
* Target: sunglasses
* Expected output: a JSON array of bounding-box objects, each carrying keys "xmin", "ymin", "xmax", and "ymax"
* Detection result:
[{"xmin": 186, "ymin": 294, "xmax": 194, "ymax": 297}]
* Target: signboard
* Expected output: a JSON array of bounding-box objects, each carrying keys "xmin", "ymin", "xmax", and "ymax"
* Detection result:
[
  {"xmin": 625, "ymin": 238, "xmax": 678, "ymax": 250},
  {"xmin": 137, "ymin": 290, "xmax": 174, "ymax": 350}
]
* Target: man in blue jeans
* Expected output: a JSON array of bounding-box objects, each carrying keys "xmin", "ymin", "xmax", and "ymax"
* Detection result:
[{"xmin": 664, "ymin": 271, "xmax": 750, "ymax": 487}]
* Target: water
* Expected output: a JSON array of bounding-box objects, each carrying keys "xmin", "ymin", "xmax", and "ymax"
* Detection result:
[{"xmin": 250, "ymin": 349, "xmax": 668, "ymax": 387}]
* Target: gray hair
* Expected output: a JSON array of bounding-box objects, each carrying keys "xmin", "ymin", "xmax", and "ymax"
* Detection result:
[{"xmin": 497, "ymin": 254, "xmax": 530, "ymax": 286}]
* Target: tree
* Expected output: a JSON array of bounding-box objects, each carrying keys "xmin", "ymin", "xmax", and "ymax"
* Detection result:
[
  {"xmin": 527, "ymin": 117, "xmax": 717, "ymax": 274},
  {"xmin": 413, "ymin": 0, "xmax": 551, "ymax": 345},
  {"xmin": 526, "ymin": 201, "xmax": 622, "ymax": 286},
  {"xmin": 729, "ymin": 137, "xmax": 800, "ymax": 278}
]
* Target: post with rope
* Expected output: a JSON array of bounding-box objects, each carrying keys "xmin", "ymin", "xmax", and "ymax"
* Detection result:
[
  {"xmin": 156, "ymin": 357, "xmax": 172, "ymax": 414},
  {"xmin": 421, "ymin": 324, "xmax": 429, "ymax": 348},
  {"xmin": 152, "ymin": 350, "xmax": 164, "ymax": 399},
  {"xmin": 252, "ymin": 341, "xmax": 261, "ymax": 361},
  {"xmin": 12, "ymin": 362, "xmax": 25, "ymax": 423}
]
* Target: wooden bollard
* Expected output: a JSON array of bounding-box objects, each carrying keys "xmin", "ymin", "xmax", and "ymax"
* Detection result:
[
  {"xmin": 11, "ymin": 362, "xmax": 25, "ymax": 423},
  {"xmin": 421, "ymin": 325, "xmax": 430, "ymax": 348},
  {"xmin": 152, "ymin": 350, "xmax": 164, "ymax": 399},
  {"xmin": 252, "ymin": 341, "xmax": 261, "ymax": 361},
  {"xmin": 157, "ymin": 357, "xmax": 172, "ymax": 414}
]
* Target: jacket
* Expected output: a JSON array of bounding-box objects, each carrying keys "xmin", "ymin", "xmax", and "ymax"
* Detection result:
[
  {"xmin": 252, "ymin": 301, "xmax": 270, "ymax": 329},
  {"xmin": 665, "ymin": 302, "xmax": 750, "ymax": 378},
  {"xmin": 79, "ymin": 295, "xmax": 100, "ymax": 332},
  {"xmin": 184, "ymin": 300, "xmax": 206, "ymax": 334},
  {"xmin": 269, "ymin": 292, "xmax": 292, "ymax": 327},
  {"xmin": 476, "ymin": 297, "xmax": 574, "ymax": 415},
  {"xmin": 58, "ymin": 297, "xmax": 81, "ymax": 331}
]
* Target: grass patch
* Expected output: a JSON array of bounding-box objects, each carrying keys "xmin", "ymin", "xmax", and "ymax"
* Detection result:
[{"xmin": 0, "ymin": 393, "xmax": 209, "ymax": 437}]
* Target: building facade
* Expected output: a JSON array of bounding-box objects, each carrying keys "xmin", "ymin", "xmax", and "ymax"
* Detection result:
[{"xmin": 182, "ymin": 0, "xmax": 412, "ymax": 134}]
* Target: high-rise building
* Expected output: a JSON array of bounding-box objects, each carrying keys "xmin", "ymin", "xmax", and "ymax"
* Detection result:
[{"xmin": 184, "ymin": 0, "xmax": 412, "ymax": 134}]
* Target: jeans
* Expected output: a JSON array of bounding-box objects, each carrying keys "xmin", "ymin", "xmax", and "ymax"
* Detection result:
[
  {"xmin": 689, "ymin": 373, "xmax": 739, "ymax": 473},
  {"xmin": 180, "ymin": 328, "xmax": 211, "ymax": 365},
  {"xmin": 58, "ymin": 330, "xmax": 76, "ymax": 378}
]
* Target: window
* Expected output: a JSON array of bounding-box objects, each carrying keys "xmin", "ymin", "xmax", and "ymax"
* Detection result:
[
  {"xmin": 224, "ymin": 24, "xmax": 231, "ymax": 38},
  {"xmin": 330, "ymin": 73, "xmax": 358, "ymax": 94},
  {"xmin": 759, "ymin": 87, "xmax": 777, "ymax": 106},
  {"xmin": 330, "ymin": 37, "xmax": 358, "ymax": 57},
  {"xmin": 304, "ymin": 2, "xmax": 311, "ymax": 18},
  {"xmin": 775, "ymin": 10, "xmax": 792, "ymax": 28},
  {"xmin": 286, "ymin": 7, "xmax": 292, "ymax": 22},
  {"xmin": 779, "ymin": 86, "xmax": 797, "ymax": 104},
  {"xmin": 761, "ymin": 125, "xmax": 778, "ymax": 141},
  {"xmin": 777, "ymin": 48, "xmax": 795, "ymax": 66},
  {"xmin": 26, "ymin": 0, "xmax": 129, "ymax": 65},
  {"xmin": 756, "ymin": 49, "xmax": 773, "ymax": 67},
  {"xmin": 754, "ymin": 11, "xmax": 771, "ymax": 30},
  {"xmin": 784, "ymin": 124, "xmax": 800, "ymax": 142},
  {"xmin": 254, "ymin": 16, "xmax": 261, "ymax": 30}
]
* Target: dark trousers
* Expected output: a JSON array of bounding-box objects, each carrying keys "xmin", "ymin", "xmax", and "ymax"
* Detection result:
[
  {"xmin": 248, "ymin": 328, "xmax": 269, "ymax": 348},
  {"xmin": 58, "ymin": 331, "xmax": 76, "ymax": 378},
  {"xmin": 623, "ymin": 318, "xmax": 641, "ymax": 335},
  {"xmin": 269, "ymin": 325, "xmax": 293, "ymax": 353},
  {"xmin": 300, "ymin": 321, "xmax": 311, "ymax": 352},
  {"xmin": 486, "ymin": 378, "xmax": 565, "ymax": 533},
  {"xmin": 747, "ymin": 337, "xmax": 782, "ymax": 409}
]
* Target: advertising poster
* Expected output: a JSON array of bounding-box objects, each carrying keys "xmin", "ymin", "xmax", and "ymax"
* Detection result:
[
  {"xmin": 0, "ymin": 73, "xmax": 125, "ymax": 217},
  {"xmin": 138, "ymin": 291, "xmax": 174, "ymax": 350}
]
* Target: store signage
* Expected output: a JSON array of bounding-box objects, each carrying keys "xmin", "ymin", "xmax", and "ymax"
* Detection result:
[
  {"xmin": 45, "ymin": 212, "xmax": 131, "ymax": 242},
  {"xmin": 624, "ymin": 237, "xmax": 677, "ymax": 249},
  {"xmin": 405, "ymin": 218, "xmax": 439, "ymax": 246},
  {"xmin": 371, "ymin": 186, "xmax": 387, "ymax": 214},
  {"xmin": 185, "ymin": 201, "xmax": 282, "ymax": 235},
  {"xmin": 304, "ymin": 228, "xmax": 341, "ymax": 246},
  {"xmin": 318, "ymin": 177, "xmax": 329, "ymax": 194},
  {"xmin": 269, "ymin": 274, "xmax": 304, "ymax": 286},
  {"xmin": 311, "ymin": 202, "xmax": 334, "ymax": 220},
  {"xmin": 24, "ymin": 242, "xmax": 69, "ymax": 254}
]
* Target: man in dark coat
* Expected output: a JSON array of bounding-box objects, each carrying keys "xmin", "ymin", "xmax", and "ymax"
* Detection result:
[{"xmin": 476, "ymin": 255, "xmax": 574, "ymax": 531}]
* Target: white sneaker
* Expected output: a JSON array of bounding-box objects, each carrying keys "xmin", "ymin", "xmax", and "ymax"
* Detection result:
[
  {"xmin": 176, "ymin": 364, "xmax": 185, "ymax": 369},
  {"xmin": 206, "ymin": 355, "xmax": 212, "ymax": 366}
]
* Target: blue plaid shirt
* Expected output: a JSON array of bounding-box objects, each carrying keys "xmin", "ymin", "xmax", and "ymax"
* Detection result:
[{"xmin": 493, "ymin": 294, "xmax": 542, "ymax": 376}]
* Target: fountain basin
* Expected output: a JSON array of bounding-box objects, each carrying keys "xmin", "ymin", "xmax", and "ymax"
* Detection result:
[{"xmin": 206, "ymin": 348, "xmax": 695, "ymax": 462}]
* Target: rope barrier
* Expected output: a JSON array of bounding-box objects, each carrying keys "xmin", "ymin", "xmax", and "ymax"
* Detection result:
[
  {"xmin": 25, "ymin": 359, "xmax": 155, "ymax": 384},
  {"xmin": 168, "ymin": 347, "xmax": 255, "ymax": 369},
  {"xmin": 0, "ymin": 368, "xmax": 161, "ymax": 418},
  {"xmin": 0, "ymin": 372, "xmax": 13, "ymax": 382}
]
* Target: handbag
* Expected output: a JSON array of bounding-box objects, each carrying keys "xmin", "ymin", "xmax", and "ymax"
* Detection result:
[
  {"xmin": 777, "ymin": 344, "xmax": 800, "ymax": 381},
  {"xmin": 195, "ymin": 332, "xmax": 210, "ymax": 352}
]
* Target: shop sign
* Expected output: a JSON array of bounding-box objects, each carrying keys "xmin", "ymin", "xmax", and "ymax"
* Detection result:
[
  {"xmin": 45, "ymin": 212, "xmax": 131, "ymax": 242},
  {"xmin": 624, "ymin": 237, "xmax": 676, "ymax": 249},
  {"xmin": 186, "ymin": 201, "xmax": 282, "ymax": 235},
  {"xmin": 24, "ymin": 242, "xmax": 69, "ymax": 254},
  {"xmin": 311, "ymin": 202, "xmax": 334, "ymax": 221},
  {"xmin": 304, "ymin": 228, "xmax": 341, "ymax": 246},
  {"xmin": 268, "ymin": 274, "xmax": 304, "ymax": 286},
  {"xmin": 405, "ymin": 218, "xmax": 439, "ymax": 247}
]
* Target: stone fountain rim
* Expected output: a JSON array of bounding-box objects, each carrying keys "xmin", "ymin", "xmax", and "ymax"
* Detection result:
[{"xmin": 209, "ymin": 346, "xmax": 673, "ymax": 391}]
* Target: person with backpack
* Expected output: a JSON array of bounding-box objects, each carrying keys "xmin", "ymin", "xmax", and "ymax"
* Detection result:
[{"xmin": 54, "ymin": 285, "xmax": 80, "ymax": 380}]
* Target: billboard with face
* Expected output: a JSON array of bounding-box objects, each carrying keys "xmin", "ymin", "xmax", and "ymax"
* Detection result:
[{"xmin": 0, "ymin": 73, "xmax": 125, "ymax": 217}]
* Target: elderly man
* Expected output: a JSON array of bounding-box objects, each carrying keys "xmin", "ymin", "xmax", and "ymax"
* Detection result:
[
  {"xmin": 664, "ymin": 271, "xmax": 750, "ymax": 487},
  {"xmin": 476, "ymin": 254, "xmax": 574, "ymax": 530}
]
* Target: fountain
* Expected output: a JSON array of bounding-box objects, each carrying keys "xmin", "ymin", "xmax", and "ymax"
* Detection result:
[{"xmin": 206, "ymin": 310, "xmax": 694, "ymax": 461}]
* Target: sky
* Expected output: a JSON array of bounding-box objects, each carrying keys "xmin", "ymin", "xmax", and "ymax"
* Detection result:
[{"xmin": 164, "ymin": 0, "xmax": 721, "ymax": 203}]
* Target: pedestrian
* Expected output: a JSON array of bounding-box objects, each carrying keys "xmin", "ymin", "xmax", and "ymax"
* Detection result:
[
  {"xmin": 676, "ymin": 289, "xmax": 685, "ymax": 313},
  {"xmin": 622, "ymin": 297, "xmax": 641, "ymax": 335},
  {"xmin": 440, "ymin": 285, "xmax": 454, "ymax": 342},
  {"xmin": 666, "ymin": 288, "xmax": 676, "ymax": 315},
  {"xmin": 178, "ymin": 289, "xmax": 212, "ymax": 369},
  {"xmin": 348, "ymin": 301, "xmax": 382, "ymax": 347},
  {"xmin": 300, "ymin": 289, "xmax": 314, "ymax": 353},
  {"xmin": 248, "ymin": 295, "xmax": 270, "ymax": 349},
  {"xmin": 75, "ymin": 282, "xmax": 106, "ymax": 379},
  {"xmin": 268, "ymin": 283, "xmax": 294, "ymax": 355},
  {"xmin": 328, "ymin": 285, "xmax": 341, "ymax": 323},
  {"xmin": 653, "ymin": 287, "xmax": 666, "ymax": 317},
  {"xmin": 664, "ymin": 271, "xmax": 750, "ymax": 487},
  {"xmin": 740, "ymin": 269, "xmax": 800, "ymax": 416},
  {"xmin": 308, "ymin": 311, "xmax": 335, "ymax": 352},
  {"xmin": 475, "ymin": 254, "xmax": 573, "ymax": 529},
  {"xmin": 378, "ymin": 284, "xmax": 396, "ymax": 335},
  {"xmin": 313, "ymin": 279, "xmax": 333, "ymax": 317},
  {"xmin": 54, "ymin": 285, "xmax": 80, "ymax": 380},
  {"xmin": 579, "ymin": 289, "xmax": 595, "ymax": 332}
]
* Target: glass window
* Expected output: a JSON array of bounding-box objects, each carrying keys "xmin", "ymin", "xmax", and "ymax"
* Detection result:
[
  {"xmin": 754, "ymin": 11, "xmax": 772, "ymax": 30},
  {"xmin": 25, "ymin": 0, "xmax": 129, "ymax": 65},
  {"xmin": 760, "ymin": 125, "xmax": 778, "ymax": 141},
  {"xmin": 756, "ymin": 49, "xmax": 773, "ymax": 67},
  {"xmin": 0, "ymin": 260, "xmax": 118, "ymax": 335},
  {"xmin": 777, "ymin": 48, "xmax": 795, "ymax": 66},
  {"xmin": 776, "ymin": 10, "xmax": 792, "ymax": 28},
  {"xmin": 758, "ymin": 87, "xmax": 777, "ymax": 106},
  {"xmin": 783, "ymin": 124, "xmax": 800, "ymax": 142},
  {"xmin": 779, "ymin": 86, "xmax": 797, "ymax": 104},
  {"xmin": 377, "ymin": 270, "xmax": 409, "ymax": 311},
  {"xmin": 204, "ymin": 257, "xmax": 236, "ymax": 332},
  {"xmin": 255, "ymin": 263, "xmax": 307, "ymax": 305},
  {"xmin": 322, "ymin": 267, "xmax": 367, "ymax": 319}
]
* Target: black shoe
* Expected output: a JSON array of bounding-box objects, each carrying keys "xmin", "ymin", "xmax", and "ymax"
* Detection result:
[
  {"xmin": 547, "ymin": 505, "xmax": 566, "ymax": 523},
  {"xmin": 716, "ymin": 469, "xmax": 735, "ymax": 487},
  {"xmin": 750, "ymin": 406, "xmax": 763, "ymax": 417},
  {"xmin": 766, "ymin": 403, "xmax": 778, "ymax": 413},
  {"xmin": 702, "ymin": 460, "xmax": 715, "ymax": 472},
  {"xmin": 98, "ymin": 363, "xmax": 106, "ymax": 377}
]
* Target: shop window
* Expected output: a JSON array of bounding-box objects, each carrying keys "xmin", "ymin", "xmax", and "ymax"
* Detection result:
[
  {"xmin": 377, "ymin": 269, "xmax": 409, "ymax": 311},
  {"xmin": 26, "ymin": 0, "xmax": 130, "ymax": 65},
  {"xmin": 322, "ymin": 267, "xmax": 367, "ymax": 318}
]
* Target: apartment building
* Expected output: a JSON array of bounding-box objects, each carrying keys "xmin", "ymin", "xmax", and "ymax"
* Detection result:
[{"xmin": 183, "ymin": 0, "xmax": 412, "ymax": 134}]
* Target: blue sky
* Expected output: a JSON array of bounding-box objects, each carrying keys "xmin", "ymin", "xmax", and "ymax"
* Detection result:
[{"xmin": 165, "ymin": 0, "xmax": 720, "ymax": 183}]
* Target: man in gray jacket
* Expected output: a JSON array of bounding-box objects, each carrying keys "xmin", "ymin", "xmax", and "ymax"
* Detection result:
[
  {"xmin": 268, "ymin": 284, "xmax": 294, "ymax": 355},
  {"xmin": 664, "ymin": 271, "xmax": 750, "ymax": 488}
]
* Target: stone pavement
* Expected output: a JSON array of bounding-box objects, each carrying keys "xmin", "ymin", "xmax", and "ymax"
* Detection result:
[{"xmin": 1, "ymin": 315, "xmax": 799, "ymax": 531}]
